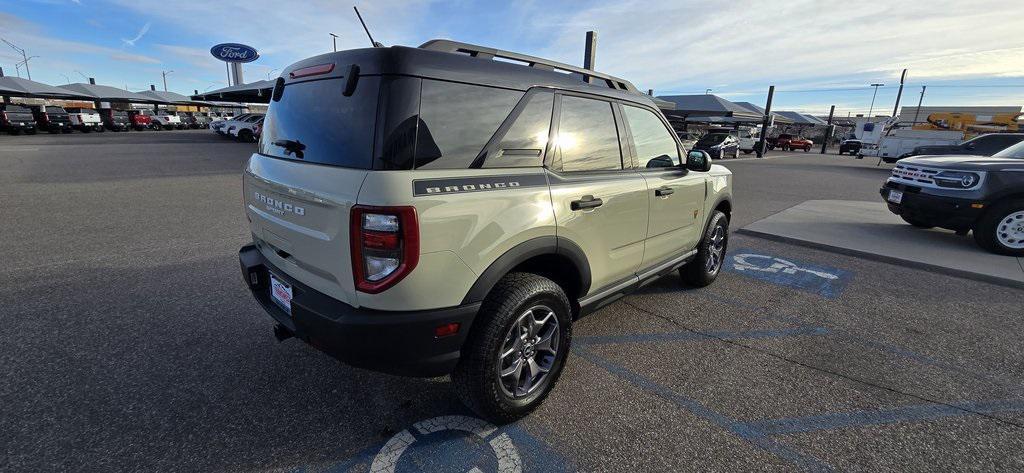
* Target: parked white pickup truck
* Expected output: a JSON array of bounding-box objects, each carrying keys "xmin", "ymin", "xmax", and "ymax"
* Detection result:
[
  {"xmin": 65, "ymin": 108, "xmax": 105, "ymax": 133},
  {"xmin": 151, "ymin": 111, "xmax": 184, "ymax": 130}
]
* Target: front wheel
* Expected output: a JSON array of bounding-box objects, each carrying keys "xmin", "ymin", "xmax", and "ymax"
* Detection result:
[
  {"xmin": 453, "ymin": 272, "xmax": 572, "ymax": 424},
  {"xmin": 974, "ymin": 200, "xmax": 1024, "ymax": 256},
  {"xmin": 153, "ymin": 122, "xmax": 163, "ymax": 131},
  {"xmin": 680, "ymin": 210, "xmax": 729, "ymax": 287},
  {"xmin": 733, "ymin": 147, "xmax": 740, "ymax": 159}
]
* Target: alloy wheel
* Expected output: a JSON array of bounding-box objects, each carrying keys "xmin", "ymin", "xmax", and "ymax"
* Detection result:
[
  {"xmin": 996, "ymin": 210, "xmax": 1024, "ymax": 249},
  {"xmin": 705, "ymin": 224, "xmax": 727, "ymax": 273},
  {"xmin": 497, "ymin": 305, "xmax": 560, "ymax": 398}
]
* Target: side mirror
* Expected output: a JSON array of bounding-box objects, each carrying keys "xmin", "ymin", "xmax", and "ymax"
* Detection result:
[{"xmin": 686, "ymin": 150, "xmax": 712, "ymax": 172}]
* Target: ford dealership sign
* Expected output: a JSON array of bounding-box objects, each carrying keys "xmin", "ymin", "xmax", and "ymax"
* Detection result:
[{"xmin": 210, "ymin": 43, "xmax": 259, "ymax": 63}]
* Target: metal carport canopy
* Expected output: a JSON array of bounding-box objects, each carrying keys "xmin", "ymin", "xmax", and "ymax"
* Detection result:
[
  {"xmin": 57, "ymin": 83, "xmax": 154, "ymax": 102},
  {"xmin": 0, "ymin": 76, "xmax": 91, "ymax": 100},
  {"xmin": 774, "ymin": 111, "xmax": 826, "ymax": 125},
  {"xmin": 135, "ymin": 89, "xmax": 198, "ymax": 105},
  {"xmin": 656, "ymin": 94, "xmax": 763, "ymax": 121},
  {"xmin": 190, "ymin": 80, "xmax": 275, "ymax": 103},
  {"xmin": 733, "ymin": 101, "xmax": 794, "ymax": 125}
]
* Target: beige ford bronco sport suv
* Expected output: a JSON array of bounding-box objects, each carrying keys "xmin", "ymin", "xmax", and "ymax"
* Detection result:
[{"xmin": 239, "ymin": 40, "xmax": 733, "ymax": 422}]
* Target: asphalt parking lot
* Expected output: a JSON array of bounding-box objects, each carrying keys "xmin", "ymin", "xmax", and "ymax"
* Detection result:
[{"xmin": 2, "ymin": 131, "xmax": 1022, "ymax": 472}]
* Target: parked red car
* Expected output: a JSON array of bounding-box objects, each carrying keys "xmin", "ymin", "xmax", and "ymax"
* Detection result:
[
  {"xmin": 127, "ymin": 110, "xmax": 152, "ymax": 131},
  {"xmin": 773, "ymin": 134, "xmax": 813, "ymax": 151}
]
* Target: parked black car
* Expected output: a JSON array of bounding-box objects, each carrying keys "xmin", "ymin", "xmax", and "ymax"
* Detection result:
[
  {"xmin": 0, "ymin": 104, "xmax": 38, "ymax": 135},
  {"xmin": 838, "ymin": 139, "xmax": 862, "ymax": 155},
  {"xmin": 692, "ymin": 132, "xmax": 740, "ymax": 159},
  {"xmin": 897, "ymin": 133, "xmax": 1024, "ymax": 161},
  {"xmin": 880, "ymin": 140, "xmax": 1024, "ymax": 256},
  {"xmin": 100, "ymin": 109, "xmax": 131, "ymax": 131},
  {"xmin": 30, "ymin": 105, "xmax": 73, "ymax": 133}
]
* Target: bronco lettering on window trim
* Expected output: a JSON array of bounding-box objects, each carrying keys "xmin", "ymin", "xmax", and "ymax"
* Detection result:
[{"xmin": 412, "ymin": 174, "xmax": 547, "ymax": 196}]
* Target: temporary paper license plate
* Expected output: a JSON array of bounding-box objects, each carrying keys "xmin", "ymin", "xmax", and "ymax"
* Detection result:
[
  {"xmin": 270, "ymin": 273, "xmax": 293, "ymax": 315},
  {"xmin": 887, "ymin": 190, "xmax": 903, "ymax": 204}
]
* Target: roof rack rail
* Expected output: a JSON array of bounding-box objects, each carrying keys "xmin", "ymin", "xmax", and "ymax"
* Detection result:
[{"xmin": 419, "ymin": 39, "xmax": 638, "ymax": 93}]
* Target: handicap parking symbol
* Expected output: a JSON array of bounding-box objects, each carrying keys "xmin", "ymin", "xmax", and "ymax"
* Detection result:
[{"xmin": 725, "ymin": 249, "xmax": 851, "ymax": 298}]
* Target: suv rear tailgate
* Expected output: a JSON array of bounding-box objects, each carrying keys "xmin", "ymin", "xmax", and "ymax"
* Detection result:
[{"xmin": 244, "ymin": 154, "xmax": 367, "ymax": 307}]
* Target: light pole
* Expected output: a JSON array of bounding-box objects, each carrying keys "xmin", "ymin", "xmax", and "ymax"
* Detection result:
[
  {"xmin": 161, "ymin": 70, "xmax": 173, "ymax": 91},
  {"xmin": 705, "ymin": 88, "xmax": 712, "ymax": 95},
  {"xmin": 59, "ymin": 73, "xmax": 71, "ymax": 84},
  {"xmin": 329, "ymin": 33, "xmax": 339, "ymax": 52},
  {"xmin": 266, "ymin": 68, "xmax": 278, "ymax": 80},
  {"xmin": 867, "ymin": 83, "xmax": 884, "ymax": 118},
  {"xmin": 75, "ymin": 70, "xmax": 88, "ymax": 80},
  {"xmin": 1, "ymin": 38, "xmax": 32, "ymax": 80}
]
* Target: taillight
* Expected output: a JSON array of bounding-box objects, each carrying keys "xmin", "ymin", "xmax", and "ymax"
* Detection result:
[
  {"xmin": 1, "ymin": 111, "xmax": 7, "ymax": 122},
  {"xmin": 350, "ymin": 205, "xmax": 419, "ymax": 294}
]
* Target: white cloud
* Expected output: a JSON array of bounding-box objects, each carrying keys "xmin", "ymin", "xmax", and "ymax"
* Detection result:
[{"xmin": 120, "ymin": 21, "xmax": 151, "ymax": 47}]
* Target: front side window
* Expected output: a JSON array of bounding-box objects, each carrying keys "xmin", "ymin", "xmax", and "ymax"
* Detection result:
[
  {"xmin": 556, "ymin": 95, "xmax": 622, "ymax": 172},
  {"xmin": 623, "ymin": 105, "xmax": 680, "ymax": 168},
  {"xmin": 415, "ymin": 80, "xmax": 523, "ymax": 169},
  {"xmin": 483, "ymin": 91, "xmax": 554, "ymax": 168}
]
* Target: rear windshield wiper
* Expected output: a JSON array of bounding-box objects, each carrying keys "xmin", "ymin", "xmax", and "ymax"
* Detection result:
[{"xmin": 272, "ymin": 139, "xmax": 306, "ymax": 159}]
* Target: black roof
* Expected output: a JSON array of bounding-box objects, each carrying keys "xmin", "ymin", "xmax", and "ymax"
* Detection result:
[{"xmin": 279, "ymin": 40, "xmax": 659, "ymax": 109}]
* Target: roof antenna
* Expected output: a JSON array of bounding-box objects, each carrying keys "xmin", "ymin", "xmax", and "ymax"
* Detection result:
[{"xmin": 353, "ymin": 6, "xmax": 383, "ymax": 48}]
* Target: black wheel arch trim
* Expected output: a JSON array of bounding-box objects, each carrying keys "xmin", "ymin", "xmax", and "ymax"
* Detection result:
[{"xmin": 461, "ymin": 236, "xmax": 592, "ymax": 305}]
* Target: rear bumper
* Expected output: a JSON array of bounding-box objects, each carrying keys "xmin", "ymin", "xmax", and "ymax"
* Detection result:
[
  {"xmin": 880, "ymin": 183, "xmax": 985, "ymax": 230},
  {"xmin": 239, "ymin": 244, "xmax": 479, "ymax": 377}
]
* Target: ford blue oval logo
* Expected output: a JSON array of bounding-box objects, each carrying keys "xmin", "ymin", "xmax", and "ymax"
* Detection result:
[{"xmin": 210, "ymin": 43, "xmax": 259, "ymax": 63}]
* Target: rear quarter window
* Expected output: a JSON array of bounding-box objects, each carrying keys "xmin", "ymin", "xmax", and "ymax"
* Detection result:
[
  {"xmin": 260, "ymin": 76, "xmax": 380, "ymax": 169},
  {"xmin": 414, "ymin": 80, "xmax": 523, "ymax": 169}
]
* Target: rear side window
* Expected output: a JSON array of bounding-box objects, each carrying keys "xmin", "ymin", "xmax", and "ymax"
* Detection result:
[
  {"xmin": 483, "ymin": 91, "xmax": 554, "ymax": 168},
  {"xmin": 415, "ymin": 80, "xmax": 522, "ymax": 169},
  {"xmin": 555, "ymin": 95, "xmax": 622, "ymax": 172},
  {"xmin": 260, "ymin": 76, "xmax": 380, "ymax": 168},
  {"xmin": 623, "ymin": 105, "xmax": 680, "ymax": 168}
]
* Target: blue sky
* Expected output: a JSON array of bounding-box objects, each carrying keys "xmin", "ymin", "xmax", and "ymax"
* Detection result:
[{"xmin": 2, "ymin": 0, "xmax": 1023, "ymax": 116}]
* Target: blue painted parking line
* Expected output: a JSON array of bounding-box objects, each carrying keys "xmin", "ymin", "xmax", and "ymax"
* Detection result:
[
  {"xmin": 724, "ymin": 249, "xmax": 852, "ymax": 298},
  {"xmin": 746, "ymin": 398, "xmax": 1024, "ymax": 436},
  {"xmin": 699, "ymin": 291, "xmax": 1024, "ymax": 396},
  {"xmin": 575, "ymin": 326, "xmax": 830, "ymax": 346},
  {"xmin": 574, "ymin": 345, "xmax": 834, "ymax": 472}
]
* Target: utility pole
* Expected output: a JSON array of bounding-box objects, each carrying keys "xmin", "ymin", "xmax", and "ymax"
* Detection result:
[
  {"xmin": 329, "ymin": 33, "xmax": 339, "ymax": 52},
  {"xmin": 756, "ymin": 85, "xmax": 775, "ymax": 158},
  {"xmin": 867, "ymin": 83, "xmax": 884, "ymax": 118},
  {"xmin": 161, "ymin": 70, "xmax": 173, "ymax": 91},
  {"xmin": 583, "ymin": 31, "xmax": 597, "ymax": 84},
  {"xmin": 891, "ymin": 69, "xmax": 907, "ymax": 118},
  {"xmin": 821, "ymin": 105, "xmax": 835, "ymax": 154},
  {"xmin": 2, "ymin": 38, "xmax": 32, "ymax": 80},
  {"xmin": 912, "ymin": 86, "xmax": 927, "ymax": 126}
]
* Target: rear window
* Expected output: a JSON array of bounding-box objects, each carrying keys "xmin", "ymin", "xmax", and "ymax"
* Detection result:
[
  {"xmin": 46, "ymin": 106, "xmax": 67, "ymax": 113},
  {"xmin": 260, "ymin": 77, "xmax": 379, "ymax": 168},
  {"xmin": 5, "ymin": 106, "xmax": 30, "ymax": 113}
]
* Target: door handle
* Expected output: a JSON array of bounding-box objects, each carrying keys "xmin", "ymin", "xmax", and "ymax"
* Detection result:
[
  {"xmin": 655, "ymin": 186, "xmax": 675, "ymax": 197},
  {"xmin": 570, "ymin": 195, "xmax": 604, "ymax": 211}
]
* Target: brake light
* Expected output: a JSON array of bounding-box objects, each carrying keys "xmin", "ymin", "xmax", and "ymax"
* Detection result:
[
  {"xmin": 1, "ymin": 111, "xmax": 7, "ymax": 122},
  {"xmin": 350, "ymin": 206, "xmax": 419, "ymax": 294},
  {"xmin": 290, "ymin": 63, "xmax": 335, "ymax": 79}
]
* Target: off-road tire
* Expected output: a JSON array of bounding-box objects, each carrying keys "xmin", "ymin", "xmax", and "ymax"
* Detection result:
[
  {"xmin": 974, "ymin": 199, "xmax": 1024, "ymax": 256},
  {"xmin": 680, "ymin": 210, "xmax": 729, "ymax": 287},
  {"xmin": 453, "ymin": 272, "xmax": 573, "ymax": 424},
  {"xmin": 900, "ymin": 215, "xmax": 934, "ymax": 229}
]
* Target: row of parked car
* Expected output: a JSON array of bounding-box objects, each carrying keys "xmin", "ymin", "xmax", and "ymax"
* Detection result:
[
  {"xmin": 0, "ymin": 104, "xmax": 243, "ymax": 134},
  {"xmin": 210, "ymin": 113, "xmax": 264, "ymax": 143}
]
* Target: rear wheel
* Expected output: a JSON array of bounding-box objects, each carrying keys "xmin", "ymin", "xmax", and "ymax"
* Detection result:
[
  {"xmin": 153, "ymin": 122, "xmax": 163, "ymax": 131},
  {"xmin": 238, "ymin": 129, "xmax": 254, "ymax": 143},
  {"xmin": 974, "ymin": 200, "xmax": 1024, "ymax": 256},
  {"xmin": 680, "ymin": 210, "xmax": 729, "ymax": 287},
  {"xmin": 733, "ymin": 147, "xmax": 740, "ymax": 159},
  {"xmin": 900, "ymin": 215, "xmax": 934, "ymax": 229},
  {"xmin": 453, "ymin": 272, "xmax": 572, "ymax": 424}
]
